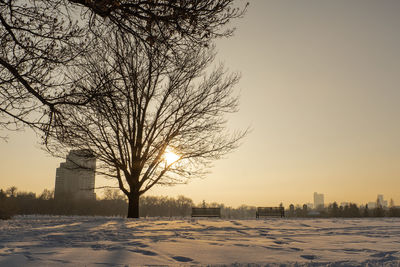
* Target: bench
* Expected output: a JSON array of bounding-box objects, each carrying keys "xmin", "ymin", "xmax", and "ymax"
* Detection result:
[
  {"xmin": 256, "ymin": 207, "xmax": 284, "ymax": 218},
  {"xmin": 191, "ymin": 207, "xmax": 221, "ymax": 218}
]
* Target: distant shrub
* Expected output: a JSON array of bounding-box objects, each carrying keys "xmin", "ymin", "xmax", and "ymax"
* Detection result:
[{"xmin": 0, "ymin": 200, "xmax": 14, "ymax": 220}]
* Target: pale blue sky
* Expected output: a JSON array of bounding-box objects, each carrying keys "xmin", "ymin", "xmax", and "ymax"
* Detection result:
[{"xmin": 1, "ymin": 1, "xmax": 399, "ymax": 207}]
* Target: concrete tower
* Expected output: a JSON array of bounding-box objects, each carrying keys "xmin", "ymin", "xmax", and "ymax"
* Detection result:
[
  {"xmin": 313, "ymin": 192, "xmax": 324, "ymax": 210},
  {"xmin": 54, "ymin": 150, "xmax": 96, "ymax": 200}
]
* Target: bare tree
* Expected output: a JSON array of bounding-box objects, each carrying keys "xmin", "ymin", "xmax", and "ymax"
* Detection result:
[
  {"xmin": 6, "ymin": 186, "xmax": 17, "ymax": 197},
  {"xmin": 46, "ymin": 31, "xmax": 246, "ymax": 218},
  {"xmin": 0, "ymin": 0, "xmax": 95, "ymax": 134},
  {"xmin": 69, "ymin": 0, "xmax": 247, "ymax": 48},
  {"xmin": 103, "ymin": 188, "xmax": 126, "ymax": 201},
  {"xmin": 38, "ymin": 189, "xmax": 54, "ymax": 200},
  {"xmin": 0, "ymin": 0, "xmax": 247, "ymax": 135}
]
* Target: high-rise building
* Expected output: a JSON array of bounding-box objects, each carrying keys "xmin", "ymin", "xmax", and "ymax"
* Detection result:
[
  {"xmin": 313, "ymin": 192, "xmax": 324, "ymax": 210},
  {"xmin": 377, "ymin": 194, "xmax": 388, "ymax": 208},
  {"xmin": 54, "ymin": 150, "xmax": 96, "ymax": 200}
]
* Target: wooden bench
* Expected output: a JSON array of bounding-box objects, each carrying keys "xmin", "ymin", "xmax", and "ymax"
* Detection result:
[
  {"xmin": 191, "ymin": 207, "xmax": 221, "ymax": 218},
  {"xmin": 256, "ymin": 207, "xmax": 284, "ymax": 218}
]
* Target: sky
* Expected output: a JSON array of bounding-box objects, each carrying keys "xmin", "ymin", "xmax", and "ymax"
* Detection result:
[{"xmin": 1, "ymin": 0, "xmax": 400, "ymax": 208}]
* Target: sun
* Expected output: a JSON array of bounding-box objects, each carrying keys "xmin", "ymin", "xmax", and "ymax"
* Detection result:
[{"xmin": 164, "ymin": 150, "xmax": 180, "ymax": 165}]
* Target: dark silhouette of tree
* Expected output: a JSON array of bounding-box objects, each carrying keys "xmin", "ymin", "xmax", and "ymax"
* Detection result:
[
  {"xmin": 3, "ymin": 187, "xmax": 400, "ymax": 219},
  {"xmin": 328, "ymin": 202, "xmax": 340, "ymax": 217},
  {"xmin": 300, "ymin": 204, "xmax": 308, "ymax": 217},
  {"xmin": 373, "ymin": 207, "xmax": 385, "ymax": 217},
  {"xmin": 388, "ymin": 199, "xmax": 399, "ymax": 217},
  {"xmin": 0, "ymin": 189, "xmax": 5, "ymax": 200},
  {"xmin": 1, "ymin": 0, "xmax": 247, "ymax": 135},
  {"xmin": 373, "ymin": 197, "xmax": 385, "ymax": 217},
  {"xmin": 342, "ymin": 203, "xmax": 360, "ymax": 217},
  {"xmin": 0, "ymin": 0, "xmax": 96, "ymax": 134},
  {"xmin": 363, "ymin": 204, "xmax": 369, "ymax": 217},
  {"xmin": 0, "ymin": 187, "xmax": 15, "ymax": 219},
  {"xmin": 175, "ymin": 195, "xmax": 194, "ymax": 216},
  {"xmin": 288, "ymin": 204, "xmax": 295, "ymax": 216},
  {"xmin": 45, "ymin": 29, "xmax": 246, "ymax": 218},
  {"xmin": 389, "ymin": 198, "xmax": 395, "ymax": 208},
  {"xmin": 103, "ymin": 188, "xmax": 126, "ymax": 201},
  {"xmin": 39, "ymin": 189, "xmax": 54, "ymax": 200},
  {"xmin": 16, "ymin": 191, "xmax": 36, "ymax": 199},
  {"xmin": 349, "ymin": 203, "xmax": 360, "ymax": 217},
  {"xmin": 68, "ymin": 0, "xmax": 248, "ymax": 49},
  {"xmin": 139, "ymin": 195, "xmax": 194, "ymax": 217},
  {"xmin": 5, "ymin": 186, "xmax": 17, "ymax": 197},
  {"xmin": 373, "ymin": 205, "xmax": 385, "ymax": 217},
  {"xmin": 389, "ymin": 206, "xmax": 400, "ymax": 217},
  {"xmin": 0, "ymin": 188, "xmax": 264, "ymax": 218}
]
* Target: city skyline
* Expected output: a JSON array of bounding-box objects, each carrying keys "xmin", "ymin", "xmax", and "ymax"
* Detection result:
[{"xmin": 1, "ymin": 1, "xmax": 400, "ymax": 207}]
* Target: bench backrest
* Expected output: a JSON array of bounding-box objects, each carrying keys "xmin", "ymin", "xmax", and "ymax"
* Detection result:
[
  {"xmin": 191, "ymin": 207, "xmax": 221, "ymax": 217},
  {"xmin": 257, "ymin": 207, "xmax": 284, "ymax": 217}
]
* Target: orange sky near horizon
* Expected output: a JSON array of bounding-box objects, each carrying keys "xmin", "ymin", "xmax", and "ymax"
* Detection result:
[{"xmin": 1, "ymin": 1, "xmax": 399, "ymax": 208}]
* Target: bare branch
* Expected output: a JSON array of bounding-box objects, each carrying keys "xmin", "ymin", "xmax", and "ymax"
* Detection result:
[{"xmin": 45, "ymin": 28, "xmax": 247, "ymax": 218}]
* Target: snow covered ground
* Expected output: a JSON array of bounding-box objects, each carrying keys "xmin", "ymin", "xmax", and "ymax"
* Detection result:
[{"xmin": 0, "ymin": 216, "xmax": 400, "ymax": 266}]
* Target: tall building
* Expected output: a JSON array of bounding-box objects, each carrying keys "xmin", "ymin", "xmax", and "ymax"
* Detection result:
[
  {"xmin": 313, "ymin": 192, "xmax": 324, "ymax": 210},
  {"xmin": 54, "ymin": 150, "xmax": 96, "ymax": 200},
  {"xmin": 377, "ymin": 194, "xmax": 388, "ymax": 208}
]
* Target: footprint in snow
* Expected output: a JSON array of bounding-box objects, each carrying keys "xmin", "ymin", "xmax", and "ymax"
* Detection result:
[
  {"xmin": 172, "ymin": 256, "xmax": 194, "ymax": 262},
  {"xmin": 262, "ymin": 246, "xmax": 284, "ymax": 251},
  {"xmin": 258, "ymin": 229, "xmax": 269, "ymax": 236},
  {"xmin": 129, "ymin": 249, "xmax": 158, "ymax": 256},
  {"xmin": 23, "ymin": 252, "xmax": 36, "ymax": 261},
  {"xmin": 300, "ymin": 254, "xmax": 317, "ymax": 260},
  {"xmin": 370, "ymin": 251, "xmax": 398, "ymax": 260},
  {"xmin": 51, "ymin": 259, "xmax": 72, "ymax": 264},
  {"xmin": 273, "ymin": 240, "xmax": 287, "ymax": 245},
  {"xmin": 236, "ymin": 230, "xmax": 248, "ymax": 235},
  {"xmin": 234, "ymin": 243, "xmax": 249, "ymax": 247},
  {"xmin": 127, "ymin": 241, "xmax": 149, "ymax": 248}
]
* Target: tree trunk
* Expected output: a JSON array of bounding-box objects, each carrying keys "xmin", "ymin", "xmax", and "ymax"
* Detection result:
[{"xmin": 127, "ymin": 193, "xmax": 140, "ymax": 218}]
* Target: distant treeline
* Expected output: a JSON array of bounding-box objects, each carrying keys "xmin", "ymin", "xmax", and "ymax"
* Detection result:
[
  {"xmin": 1, "ymin": 187, "xmax": 400, "ymax": 219},
  {"xmin": 0, "ymin": 188, "xmax": 127, "ymax": 219},
  {"xmin": 287, "ymin": 202, "xmax": 400, "ymax": 218},
  {"xmin": 0, "ymin": 187, "xmax": 256, "ymax": 219}
]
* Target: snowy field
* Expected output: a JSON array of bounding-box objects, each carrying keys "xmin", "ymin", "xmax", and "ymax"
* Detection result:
[{"xmin": 1, "ymin": 216, "xmax": 400, "ymax": 266}]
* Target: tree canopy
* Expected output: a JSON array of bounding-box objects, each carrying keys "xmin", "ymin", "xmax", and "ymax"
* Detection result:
[
  {"xmin": 46, "ymin": 30, "xmax": 246, "ymax": 217},
  {"xmin": 0, "ymin": 0, "xmax": 247, "ymax": 135}
]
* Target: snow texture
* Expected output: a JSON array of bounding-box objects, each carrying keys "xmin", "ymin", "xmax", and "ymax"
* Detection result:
[{"xmin": 0, "ymin": 216, "xmax": 400, "ymax": 266}]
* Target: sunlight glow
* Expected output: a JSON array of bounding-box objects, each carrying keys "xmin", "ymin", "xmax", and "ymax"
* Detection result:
[{"xmin": 164, "ymin": 150, "xmax": 180, "ymax": 165}]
